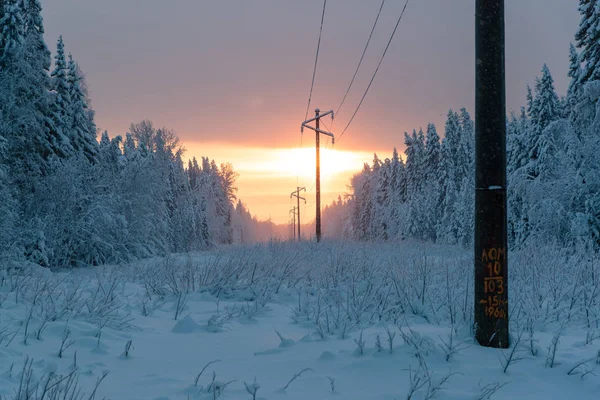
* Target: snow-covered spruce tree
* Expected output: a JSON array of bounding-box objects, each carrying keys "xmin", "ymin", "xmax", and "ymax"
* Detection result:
[
  {"xmin": 218, "ymin": 162, "xmax": 238, "ymax": 244},
  {"xmin": 567, "ymin": 79, "xmax": 600, "ymax": 250},
  {"xmin": 371, "ymin": 153, "xmax": 389, "ymax": 240},
  {"xmin": 169, "ymin": 150, "xmax": 199, "ymax": 252},
  {"xmin": 352, "ymin": 163, "xmax": 374, "ymax": 241},
  {"xmin": 68, "ymin": 53, "xmax": 97, "ymax": 162},
  {"xmin": 50, "ymin": 35, "xmax": 74, "ymax": 157},
  {"xmin": 0, "ymin": 0, "xmax": 53, "ymax": 188},
  {"xmin": 0, "ymin": 0, "xmax": 57, "ymax": 266},
  {"xmin": 507, "ymin": 108, "xmax": 530, "ymax": 175},
  {"xmin": 437, "ymin": 111, "xmax": 461, "ymax": 243},
  {"xmin": 22, "ymin": 0, "xmax": 50, "ymax": 69},
  {"xmin": 424, "ymin": 123, "xmax": 441, "ymax": 179},
  {"xmin": 524, "ymin": 65, "xmax": 561, "ymax": 179},
  {"xmin": 402, "ymin": 131, "xmax": 417, "ymax": 238},
  {"xmin": 526, "ymin": 85, "xmax": 535, "ymax": 119},
  {"xmin": 567, "ymin": 43, "xmax": 582, "ymax": 109},
  {"xmin": 455, "ymin": 109, "xmax": 475, "ymax": 246},
  {"xmin": 20, "ymin": 0, "xmax": 56, "ymax": 164},
  {"xmin": 388, "ymin": 147, "xmax": 407, "ymax": 238},
  {"xmin": 575, "ymin": 0, "xmax": 600, "ymax": 85},
  {"xmin": 410, "ymin": 129, "xmax": 428, "ymax": 239},
  {"xmin": 422, "ymin": 123, "xmax": 442, "ymax": 241},
  {"xmin": 507, "ymin": 109, "xmax": 531, "ymax": 246},
  {"xmin": 0, "ymin": 0, "xmax": 23, "ymax": 68},
  {"xmin": 458, "ymin": 108, "xmax": 474, "ymax": 178},
  {"xmin": 535, "ymin": 65, "xmax": 561, "ymax": 132},
  {"xmin": 187, "ymin": 157, "xmax": 208, "ymax": 246}
]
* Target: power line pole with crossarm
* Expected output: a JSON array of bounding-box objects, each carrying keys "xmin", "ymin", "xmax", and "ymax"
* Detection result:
[
  {"xmin": 302, "ymin": 108, "xmax": 334, "ymax": 242},
  {"xmin": 291, "ymin": 187, "xmax": 306, "ymax": 241}
]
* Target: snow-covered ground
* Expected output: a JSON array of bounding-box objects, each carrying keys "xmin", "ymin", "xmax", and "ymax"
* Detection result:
[{"xmin": 0, "ymin": 241, "xmax": 599, "ymax": 399}]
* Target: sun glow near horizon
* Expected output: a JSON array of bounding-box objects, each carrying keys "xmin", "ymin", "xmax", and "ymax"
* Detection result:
[
  {"xmin": 184, "ymin": 142, "xmax": 384, "ymax": 224},
  {"xmin": 235, "ymin": 147, "xmax": 372, "ymax": 181}
]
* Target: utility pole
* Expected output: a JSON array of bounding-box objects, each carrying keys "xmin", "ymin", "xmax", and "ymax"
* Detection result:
[
  {"xmin": 474, "ymin": 0, "xmax": 508, "ymax": 348},
  {"xmin": 289, "ymin": 207, "xmax": 297, "ymax": 241},
  {"xmin": 302, "ymin": 108, "xmax": 334, "ymax": 242},
  {"xmin": 290, "ymin": 187, "xmax": 306, "ymax": 241}
]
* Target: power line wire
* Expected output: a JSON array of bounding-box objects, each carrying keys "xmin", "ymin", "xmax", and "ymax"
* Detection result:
[
  {"xmin": 304, "ymin": 0, "xmax": 328, "ymax": 121},
  {"xmin": 335, "ymin": 0, "xmax": 386, "ymax": 117},
  {"xmin": 299, "ymin": 0, "xmax": 327, "ymax": 190},
  {"xmin": 321, "ymin": 119, "xmax": 334, "ymax": 147},
  {"xmin": 336, "ymin": 0, "xmax": 411, "ymax": 144}
]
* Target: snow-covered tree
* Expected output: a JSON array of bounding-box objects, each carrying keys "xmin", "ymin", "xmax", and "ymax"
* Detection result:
[
  {"xmin": 567, "ymin": 43, "xmax": 582, "ymax": 108},
  {"xmin": 575, "ymin": 0, "xmax": 600, "ymax": 84},
  {"xmin": 68, "ymin": 53, "xmax": 97, "ymax": 162},
  {"xmin": 424, "ymin": 123, "xmax": 441, "ymax": 179},
  {"xmin": 0, "ymin": 0, "xmax": 24, "ymax": 68},
  {"xmin": 50, "ymin": 35, "xmax": 74, "ymax": 157},
  {"xmin": 22, "ymin": 0, "xmax": 50, "ymax": 70},
  {"xmin": 535, "ymin": 64, "xmax": 561, "ymax": 131}
]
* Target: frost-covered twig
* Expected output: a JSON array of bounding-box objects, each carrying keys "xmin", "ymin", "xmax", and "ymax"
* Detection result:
[
  {"xmin": 194, "ymin": 360, "xmax": 221, "ymax": 387},
  {"xmin": 498, "ymin": 330, "xmax": 527, "ymax": 373},
  {"xmin": 425, "ymin": 370, "xmax": 459, "ymax": 400},
  {"xmin": 405, "ymin": 361, "xmax": 429, "ymax": 400},
  {"xmin": 353, "ymin": 331, "xmax": 366, "ymax": 355},
  {"xmin": 207, "ymin": 371, "xmax": 235, "ymax": 400},
  {"xmin": 545, "ymin": 329, "xmax": 562, "ymax": 368},
  {"xmin": 384, "ymin": 325, "xmax": 396, "ymax": 354},
  {"xmin": 244, "ymin": 378, "xmax": 260, "ymax": 400},
  {"xmin": 58, "ymin": 326, "xmax": 74, "ymax": 358},
  {"xmin": 174, "ymin": 292, "xmax": 188, "ymax": 321},
  {"xmin": 327, "ymin": 376, "xmax": 335, "ymax": 393},
  {"xmin": 438, "ymin": 326, "xmax": 469, "ymax": 362},
  {"xmin": 567, "ymin": 356, "xmax": 596, "ymax": 376},
  {"xmin": 283, "ymin": 368, "xmax": 313, "ymax": 391},
  {"xmin": 88, "ymin": 370, "xmax": 109, "ymax": 400},
  {"xmin": 122, "ymin": 340, "xmax": 134, "ymax": 359},
  {"xmin": 477, "ymin": 381, "xmax": 508, "ymax": 400}
]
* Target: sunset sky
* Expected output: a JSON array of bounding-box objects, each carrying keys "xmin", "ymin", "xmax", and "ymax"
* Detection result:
[{"xmin": 42, "ymin": 0, "xmax": 579, "ymax": 224}]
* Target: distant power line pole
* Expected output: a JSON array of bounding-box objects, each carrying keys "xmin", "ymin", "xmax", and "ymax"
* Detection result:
[
  {"xmin": 291, "ymin": 187, "xmax": 306, "ymax": 241},
  {"xmin": 289, "ymin": 207, "xmax": 297, "ymax": 241},
  {"xmin": 302, "ymin": 108, "xmax": 334, "ymax": 242},
  {"xmin": 474, "ymin": 0, "xmax": 509, "ymax": 348}
]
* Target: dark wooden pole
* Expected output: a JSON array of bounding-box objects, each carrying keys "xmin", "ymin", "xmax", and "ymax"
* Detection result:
[
  {"xmin": 291, "ymin": 187, "xmax": 306, "ymax": 241},
  {"xmin": 296, "ymin": 188, "xmax": 302, "ymax": 240},
  {"xmin": 474, "ymin": 0, "xmax": 509, "ymax": 348},
  {"xmin": 291, "ymin": 207, "xmax": 296, "ymax": 241},
  {"xmin": 315, "ymin": 109, "xmax": 322, "ymax": 242}
]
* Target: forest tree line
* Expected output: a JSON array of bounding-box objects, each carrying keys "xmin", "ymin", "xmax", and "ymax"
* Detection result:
[{"xmin": 0, "ymin": 0, "xmax": 276, "ymax": 267}]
